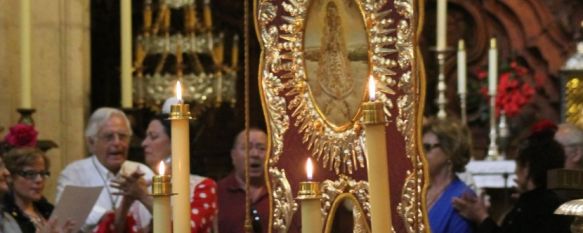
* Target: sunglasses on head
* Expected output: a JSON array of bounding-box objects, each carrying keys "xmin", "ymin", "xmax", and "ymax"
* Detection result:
[{"xmin": 423, "ymin": 143, "xmax": 440, "ymax": 152}]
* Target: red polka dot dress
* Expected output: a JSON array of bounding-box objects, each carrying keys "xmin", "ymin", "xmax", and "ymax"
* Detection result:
[{"xmin": 94, "ymin": 175, "xmax": 218, "ymax": 233}]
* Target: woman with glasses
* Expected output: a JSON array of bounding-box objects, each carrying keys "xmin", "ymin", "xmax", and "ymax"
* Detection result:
[
  {"xmin": 95, "ymin": 114, "xmax": 218, "ymax": 233},
  {"xmin": 423, "ymin": 117, "xmax": 475, "ymax": 233},
  {"xmin": 2, "ymin": 147, "xmax": 54, "ymax": 232}
]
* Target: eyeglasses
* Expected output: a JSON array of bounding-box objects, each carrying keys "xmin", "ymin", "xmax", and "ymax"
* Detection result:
[
  {"xmin": 250, "ymin": 207, "xmax": 262, "ymax": 233},
  {"xmin": 96, "ymin": 131, "xmax": 131, "ymax": 143},
  {"xmin": 423, "ymin": 143, "xmax": 440, "ymax": 152},
  {"xmin": 15, "ymin": 170, "xmax": 50, "ymax": 180}
]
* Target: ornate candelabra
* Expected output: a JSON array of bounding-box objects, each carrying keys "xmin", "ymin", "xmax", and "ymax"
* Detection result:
[
  {"xmin": 486, "ymin": 38, "xmax": 500, "ymax": 160},
  {"xmin": 134, "ymin": 0, "xmax": 238, "ymax": 114},
  {"xmin": 436, "ymin": 50, "xmax": 448, "ymax": 119},
  {"xmin": 486, "ymin": 94, "xmax": 500, "ymax": 160}
]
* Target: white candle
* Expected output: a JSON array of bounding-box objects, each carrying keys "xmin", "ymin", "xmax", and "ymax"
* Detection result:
[
  {"xmin": 436, "ymin": 0, "xmax": 447, "ymax": 50},
  {"xmin": 457, "ymin": 40, "xmax": 466, "ymax": 94},
  {"xmin": 121, "ymin": 0, "xmax": 133, "ymax": 108},
  {"xmin": 170, "ymin": 81, "xmax": 191, "ymax": 233},
  {"xmin": 363, "ymin": 79, "xmax": 392, "ymax": 232},
  {"xmin": 153, "ymin": 162, "xmax": 171, "ymax": 233},
  {"xmin": 488, "ymin": 38, "xmax": 498, "ymax": 95},
  {"xmin": 20, "ymin": 0, "xmax": 31, "ymax": 109},
  {"xmin": 300, "ymin": 158, "xmax": 322, "ymax": 233}
]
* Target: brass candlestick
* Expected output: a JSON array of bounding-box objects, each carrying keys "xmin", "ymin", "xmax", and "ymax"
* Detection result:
[
  {"xmin": 297, "ymin": 181, "xmax": 320, "ymax": 199},
  {"xmin": 16, "ymin": 108, "xmax": 35, "ymax": 125},
  {"xmin": 169, "ymin": 103, "xmax": 191, "ymax": 120},
  {"xmin": 486, "ymin": 94, "xmax": 500, "ymax": 160},
  {"xmin": 151, "ymin": 175, "xmax": 172, "ymax": 195},
  {"xmin": 362, "ymin": 101, "xmax": 385, "ymax": 125},
  {"xmin": 459, "ymin": 93, "xmax": 467, "ymax": 124}
]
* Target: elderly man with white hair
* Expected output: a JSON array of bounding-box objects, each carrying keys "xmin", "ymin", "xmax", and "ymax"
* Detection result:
[
  {"xmin": 554, "ymin": 123, "xmax": 583, "ymax": 170},
  {"xmin": 56, "ymin": 107, "xmax": 154, "ymax": 232}
]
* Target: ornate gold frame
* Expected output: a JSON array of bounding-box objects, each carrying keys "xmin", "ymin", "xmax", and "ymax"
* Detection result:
[
  {"xmin": 321, "ymin": 176, "xmax": 371, "ymax": 233},
  {"xmin": 256, "ymin": 0, "xmax": 428, "ymax": 231}
]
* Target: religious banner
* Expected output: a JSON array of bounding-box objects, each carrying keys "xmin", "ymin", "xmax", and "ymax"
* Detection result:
[{"xmin": 256, "ymin": 0, "xmax": 429, "ymax": 232}]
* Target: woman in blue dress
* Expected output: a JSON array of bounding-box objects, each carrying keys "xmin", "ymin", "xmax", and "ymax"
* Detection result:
[{"xmin": 423, "ymin": 118, "xmax": 475, "ymax": 233}]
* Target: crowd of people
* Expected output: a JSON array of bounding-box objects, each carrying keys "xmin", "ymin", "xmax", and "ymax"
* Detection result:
[
  {"xmin": 0, "ymin": 106, "xmax": 270, "ymax": 233},
  {"xmin": 424, "ymin": 117, "xmax": 582, "ymax": 233},
  {"xmin": 0, "ymin": 106, "xmax": 582, "ymax": 233}
]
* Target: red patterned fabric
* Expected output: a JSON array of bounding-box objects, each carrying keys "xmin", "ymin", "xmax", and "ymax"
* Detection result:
[
  {"xmin": 93, "ymin": 178, "xmax": 217, "ymax": 233},
  {"xmin": 189, "ymin": 178, "xmax": 218, "ymax": 233},
  {"xmin": 93, "ymin": 212, "xmax": 139, "ymax": 233}
]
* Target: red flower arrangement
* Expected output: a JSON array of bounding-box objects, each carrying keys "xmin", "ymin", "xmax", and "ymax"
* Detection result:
[
  {"xmin": 474, "ymin": 60, "xmax": 536, "ymax": 117},
  {"xmin": 3, "ymin": 123, "xmax": 38, "ymax": 148}
]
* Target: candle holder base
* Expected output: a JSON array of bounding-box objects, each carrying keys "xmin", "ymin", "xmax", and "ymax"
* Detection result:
[
  {"xmin": 169, "ymin": 104, "xmax": 192, "ymax": 120},
  {"xmin": 362, "ymin": 101, "xmax": 386, "ymax": 125},
  {"xmin": 297, "ymin": 181, "xmax": 321, "ymax": 199},
  {"xmin": 486, "ymin": 144, "xmax": 500, "ymax": 161},
  {"xmin": 16, "ymin": 108, "xmax": 36, "ymax": 126}
]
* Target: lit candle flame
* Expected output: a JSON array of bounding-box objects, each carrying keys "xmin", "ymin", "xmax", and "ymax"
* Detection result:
[
  {"xmin": 368, "ymin": 76, "xmax": 376, "ymax": 101},
  {"xmin": 306, "ymin": 158, "xmax": 313, "ymax": 181},
  {"xmin": 158, "ymin": 161, "xmax": 166, "ymax": 175},
  {"xmin": 176, "ymin": 81, "xmax": 183, "ymax": 102}
]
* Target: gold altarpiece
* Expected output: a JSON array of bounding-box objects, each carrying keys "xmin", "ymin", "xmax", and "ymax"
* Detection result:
[{"xmin": 255, "ymin": 0, "xmax": 429, "ymax": 232}]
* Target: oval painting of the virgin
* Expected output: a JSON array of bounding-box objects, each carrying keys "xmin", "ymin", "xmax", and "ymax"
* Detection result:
[{"xmin": 304, "ymin": 0, "xmax": 368, "ymax": 129}]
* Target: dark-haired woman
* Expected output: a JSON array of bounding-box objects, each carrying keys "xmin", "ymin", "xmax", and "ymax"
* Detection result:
[
  {"xmin": 452, "ymin": 122, "xmax": 571, "ymax": 233},
  {"xmin": 95, "ymin": 115, "xmax": 217, "ymax": 233}
]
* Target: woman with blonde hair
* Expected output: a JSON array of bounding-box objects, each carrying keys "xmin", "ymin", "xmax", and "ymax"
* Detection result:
[{"xmin": 423, "ymin": 117, "xmax": 475, "ymax": 233}]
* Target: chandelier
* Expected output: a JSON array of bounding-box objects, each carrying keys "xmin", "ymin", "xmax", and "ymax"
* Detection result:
[{"xmin": 133, "ymin": 0, "xmax": 238, "ymax": 114}]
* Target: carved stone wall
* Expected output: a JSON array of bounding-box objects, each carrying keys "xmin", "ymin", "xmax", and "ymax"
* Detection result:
[{"xmin": 0, "ymin": 0, "xmax": 91, "ymax": 201}]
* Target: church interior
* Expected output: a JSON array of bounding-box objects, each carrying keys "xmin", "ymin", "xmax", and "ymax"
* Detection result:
[{"xmin": 1, "ymin": 0, "xmax": 583, "ymax": 232}]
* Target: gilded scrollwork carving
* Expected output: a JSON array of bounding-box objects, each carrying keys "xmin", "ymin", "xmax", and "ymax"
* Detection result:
[
  {"xmin": 393, "ymin": 0, "xmax": 426, "ymax": 232},
  {"xmin": 270, "ymin": 168, "xmax": 298, "ymax": 233},
  {"xmin": 258, "ymin": 0, "xmax": 425, "ymax": 231},
  {"xmin": 259, "ymin": 0, "xmax": 403, "ymax": 175},
  {"xmin": 321, "ymin": 176, "xmax": 371, "ymax": 231}
]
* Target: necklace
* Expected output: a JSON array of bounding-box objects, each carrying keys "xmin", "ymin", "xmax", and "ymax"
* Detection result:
[
  {"xmin": 92, "ymin": 157, "xmax": 119, "ymax": 210},
  {"xmin": 24, "ymin": 209, "xmax": 45, "ymax": 230}
]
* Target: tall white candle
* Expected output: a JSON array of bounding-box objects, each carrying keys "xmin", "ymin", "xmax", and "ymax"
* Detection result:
[
  {"xmin": 20, "ymin": 0, "xmax": 31, "ymax": 109},
  {"xmin": 121, "ymin": 0, "xmax": 133, "ymax": 108},
  {"xmin": 436, "ymin": 0, "xmax": 447, "ymax": 50},
  {"xmin": 457, "ymin": 40, "xmax": 466, "ymax": 94},
  {"xmin": 170, "ymin": 81, "xmax": 191, "ymax": 233},
  {"xmin": 488, "ymin": 38, "xmax": 498, "ymax": 96},
  {"xmin": 364, "ymin": 77, "xmax": 392, "ymax": 232}
]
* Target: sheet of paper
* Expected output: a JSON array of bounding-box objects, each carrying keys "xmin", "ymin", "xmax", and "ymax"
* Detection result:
[{"xmin": 51, "ymin": 186, "xmax": 103, "ymax": 232}]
